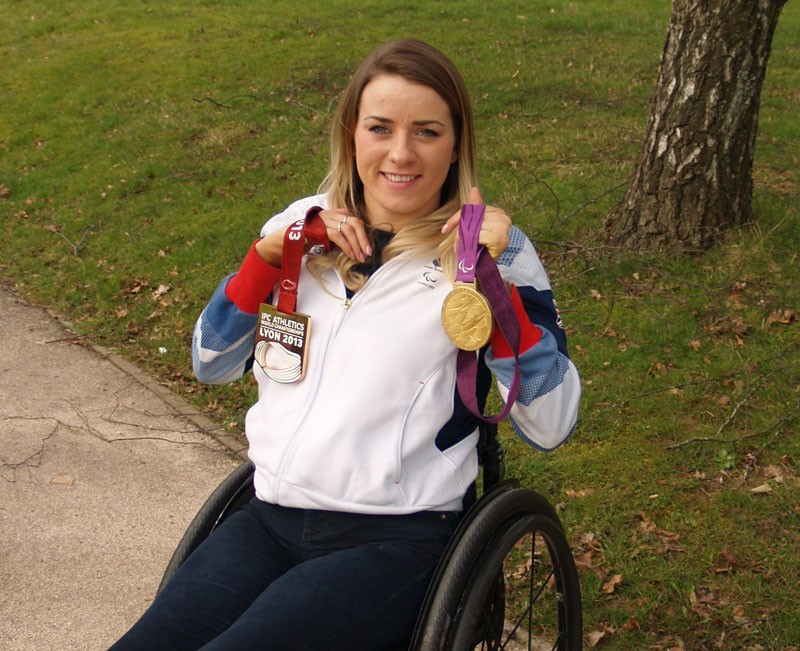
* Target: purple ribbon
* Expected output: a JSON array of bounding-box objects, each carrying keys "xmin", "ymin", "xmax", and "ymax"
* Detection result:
[
  {"xmin": 455, "ymin": 204, "xmax": 484, "ymax": 283},
  {"xmin": 454, "ymin": 205, "xmax": 521, "ymax": 423}
]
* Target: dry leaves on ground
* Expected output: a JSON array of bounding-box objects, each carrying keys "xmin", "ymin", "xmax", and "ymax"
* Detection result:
[{"xmin": 634, "ymin": 512, "xmax": 684, "ymax": 554}]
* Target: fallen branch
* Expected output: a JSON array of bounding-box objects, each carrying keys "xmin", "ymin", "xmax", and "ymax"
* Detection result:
[
  {"xmin": 548, "ymin": 181, "xmax": 627, "ymax": 234},
  {"xmin": 46, "ymin": 217, "xmax": 97, "ymax": 256},
  {"xmin": 587, "ymin": 343, "xmax": 797, "ymax": 421},
  {"xmin": 713, "ymin": 383, "xmax": 761, "ymax": 438},
  {"xmin": 742, "ymin": 426, "xmax": 787, "ymax": 483},
  {"xmin": 666, "ymin": 399, "xmax": 799, "ymax": 450},
  {"xmin": 193, "ymin": 94, "xmax": 259, "ymax": 109}
]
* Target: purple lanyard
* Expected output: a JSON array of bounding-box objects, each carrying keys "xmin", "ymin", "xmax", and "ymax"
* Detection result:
[{"xmin": 455, "ymin": 205, "xmax": 521, "ymax": 423}]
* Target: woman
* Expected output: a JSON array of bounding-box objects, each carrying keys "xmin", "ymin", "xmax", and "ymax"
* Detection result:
[{"xmin": 112, "ymin": 39, "xmax": 579, "ymax": 650}]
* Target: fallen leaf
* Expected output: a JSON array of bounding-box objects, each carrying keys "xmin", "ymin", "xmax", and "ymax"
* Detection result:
[
  {"xmin": 601, "ymin": 574, "xmax": 623, "ymax": 594},
  {"xmin": 565, "ymin": 487, "xmax": 594, "ymax": 498},
  {"xmin": 151, "ymin": 283, "xmax": 171, "ymax": 300},
  {"xmin": 765, "ymin": 308, "xmax": 797, "ymax": 327},
  {"xmin": 712, "ymin": 547, "xmax": 739, "ymax": 574},
  {"xmin": 586, "ymin": 629, "xmax": 606, "ymax": 647},
  {"xmin": 121, "ymin": 279, "xmax": 150, "ymax": 295},
  {"xmin": 750, "ymin": 483, "xmax": 772, "ymax": 494},
  {"xmin": 647, "ymin": 362, "xmax": 668, "ymax": 375},
  {"xmin": 732, "ymin": 604, "xmax": 749, "ymax": 624},
  {"xmin": 623, "ymin": 617, "xmax": 640, "ymax": 631},
  {"xmin": 573, "ymin": 551, "xmax": 594, "ymax": 572},
  {"xmin": 589, "ymin": 289, "xmax": 602, "ymax": 300},
  {"xmin": 763, "ymin": 465, "xmax": 786, "ymax": 483}
]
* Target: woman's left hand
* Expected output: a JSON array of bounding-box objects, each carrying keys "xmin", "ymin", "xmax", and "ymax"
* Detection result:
[{"xmin": 441, "ymin": 187, "xmax": 511, "ymax": 260}]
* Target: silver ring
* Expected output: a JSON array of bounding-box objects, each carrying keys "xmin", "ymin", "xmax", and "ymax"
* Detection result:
[
  {"xmin": 341, "ymin": 215, "xmax": 348, "ymax": 225},
  {"xmin": 337, "ymin": 221, "xmax": 343, "ymax": 232}
]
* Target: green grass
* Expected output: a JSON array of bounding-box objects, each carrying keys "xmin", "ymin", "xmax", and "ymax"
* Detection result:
[{"xmin": 2, "ymin": 1, "xmax": 799, "ymax": 648}]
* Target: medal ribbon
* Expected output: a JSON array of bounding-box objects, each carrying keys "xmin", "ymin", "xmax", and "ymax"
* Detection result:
[
  {"xmin": 276, "ymin": 206, "xmax": 330, "ymax": 315},
  {"xmin": 454, "ymin": 204, "xmax": 521, "ymax": 423},
  {"xmin": 456, "ymin": 204, "xmax": 484, "ymax": 282}
]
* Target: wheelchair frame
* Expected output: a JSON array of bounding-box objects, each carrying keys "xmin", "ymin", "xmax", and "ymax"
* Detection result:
[{"xmin": 159, "ymin": 423, "xmax": 583, "ymax": 650}]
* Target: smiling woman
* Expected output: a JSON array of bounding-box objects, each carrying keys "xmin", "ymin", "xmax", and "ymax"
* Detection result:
[
  {"xmin": 110, "ymin": 39, "xmax": 580, "ymax": 651},
  {"xmin": 354, "ymin": 75, "xmax": 458, "ymax": 231}
]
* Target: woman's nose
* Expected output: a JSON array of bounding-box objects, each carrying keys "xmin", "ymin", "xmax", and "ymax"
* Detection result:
[{"xmin": 389, "ymin": 134, "xmax": 415, "ymax": 165}]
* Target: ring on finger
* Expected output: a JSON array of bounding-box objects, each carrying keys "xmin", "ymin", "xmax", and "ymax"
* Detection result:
[
  {"xmin": 337, "ymin": 220, "xmax": 343, "ymax": 232},
  {"xmin": 341, "ymin": 215, "xmax": 348, "ymax": 225}
]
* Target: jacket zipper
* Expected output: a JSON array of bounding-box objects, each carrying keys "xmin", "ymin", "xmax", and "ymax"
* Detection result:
[{"xmin": 270, "ymin": 262, "xmax": 389, "ymax": 502}]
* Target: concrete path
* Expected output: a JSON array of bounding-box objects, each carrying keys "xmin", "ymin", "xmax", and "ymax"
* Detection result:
[{"xmin": 0, "ymin": 286, "xmax": 243, "ymax": 650}]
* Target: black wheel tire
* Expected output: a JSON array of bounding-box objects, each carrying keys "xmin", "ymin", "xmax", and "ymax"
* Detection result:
[
  {"xmin": 410, "ymin": 487, "xmax": 582, "ymax": 651},
  {"xmin": 157, "ymin": 460, "xmax": 255, "ymax": 594}
]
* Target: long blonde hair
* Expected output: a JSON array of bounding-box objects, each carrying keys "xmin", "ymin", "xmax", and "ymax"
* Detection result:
[{"xmin": 308, "ymin": 39, "xmax": 478, "ymax": 290}]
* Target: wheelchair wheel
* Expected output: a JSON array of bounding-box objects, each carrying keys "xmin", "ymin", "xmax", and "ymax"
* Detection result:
[
  {"xmin": 157, "ymin": 460, "xmax": 255, "ymax": 594},
  {"xmin": 410, "ymin": 484, "xmax": 582, "ymax": 650}
]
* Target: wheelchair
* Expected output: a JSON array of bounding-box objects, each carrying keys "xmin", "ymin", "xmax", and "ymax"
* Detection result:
[{"xmin": 159, "ymin": 423, "xmax": 583, "ymax": 650}]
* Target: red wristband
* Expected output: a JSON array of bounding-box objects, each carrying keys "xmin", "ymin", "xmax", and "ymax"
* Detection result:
[{"xmin": 224, "ymin": 240, "xmax": 282, "ymax": 314}]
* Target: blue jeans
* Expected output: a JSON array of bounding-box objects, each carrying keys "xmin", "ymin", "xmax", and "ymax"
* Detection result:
[{"xmin": 110, "ymin": 497, "xmax": 459, "ymax": 650}]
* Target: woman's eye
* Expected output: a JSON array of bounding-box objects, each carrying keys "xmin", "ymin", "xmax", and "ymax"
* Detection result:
[
  {"xmin": 418, "ymin": 129, "xmax": 439, "ymax": 137},
  {"xmin": 369, "ymin": 125, "xmax": 390, "ymax": 134}
]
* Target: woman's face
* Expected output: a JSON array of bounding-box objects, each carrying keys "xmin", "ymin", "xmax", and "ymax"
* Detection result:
[{"xmin": 353, "ymin": 74, "xmax": 458, "ymax": 231}]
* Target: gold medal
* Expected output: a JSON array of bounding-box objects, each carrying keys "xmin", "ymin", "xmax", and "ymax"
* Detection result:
[{"xmin": 441, "ymin": 281, "xmax": 494, "ymax": 351}]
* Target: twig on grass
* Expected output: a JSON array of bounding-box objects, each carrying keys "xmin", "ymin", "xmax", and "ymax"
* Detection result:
[
  {"xmin": 742, "ymin": 425, "xmax": 788, "ymax": 483},
  {"xmin": 284, "ymin": 96, "xmax": 325, "ymax": 115},
  {"xmin": 666, "ymin": 398, "xmax": 799, "ymax": 451},
  {"xmin": 46, "ymin": 217, "xmax": 97, "ymax": 256},
  {"xmin": 193, "ymin": 94, "xmax": 260, "ymax": 109},
  {"xmin": 588, "ymin": 342, "xmax": 798, "ymax": 425},
  {"xmin": 713, "ymin": 384, "xmax": 761, "ymax": 438},
  {"xmin": 558, "ymin": 181, "xmax": 628, "ymax": 226}
]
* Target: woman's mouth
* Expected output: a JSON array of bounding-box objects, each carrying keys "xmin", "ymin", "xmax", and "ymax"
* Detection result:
[{"xmin": 382, "ymin": 172, "xmax": 420, "ymax": 183}]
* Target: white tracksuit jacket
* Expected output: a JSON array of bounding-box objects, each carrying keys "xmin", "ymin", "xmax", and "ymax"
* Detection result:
[{"xmin": 193, "ymin": 195, "xmax": 580, "ymax": 514}]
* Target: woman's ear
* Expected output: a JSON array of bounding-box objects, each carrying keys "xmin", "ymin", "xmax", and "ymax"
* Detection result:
[{"xmin": 450, "ymin": 148, "xmax": 458, "ymax": 164}]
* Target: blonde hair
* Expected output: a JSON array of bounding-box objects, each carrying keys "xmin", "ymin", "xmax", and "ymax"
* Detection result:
[{"xmin": 308, "ymin": 39, "xmax": 478, "ymax": 290}]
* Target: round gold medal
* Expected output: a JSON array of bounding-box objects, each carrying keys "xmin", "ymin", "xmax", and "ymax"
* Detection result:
[{"xmin": 441, "ymin": 283, "xmax": 494, "ymax": 351}]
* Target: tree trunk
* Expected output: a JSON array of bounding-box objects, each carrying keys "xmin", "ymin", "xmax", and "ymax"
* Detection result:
[{"xmin": 606, "ymin": 0, "xmax": 787, "ymax": 253}]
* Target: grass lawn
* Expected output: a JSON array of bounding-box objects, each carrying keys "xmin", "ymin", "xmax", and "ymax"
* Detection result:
[{"xmin": 2, "ymin": 1, "xmax": 798, "ymax": 648}]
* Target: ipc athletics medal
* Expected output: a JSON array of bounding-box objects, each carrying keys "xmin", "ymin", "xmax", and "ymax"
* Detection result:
[
  {"xmin": 254, "ymin": 208, "xmax": 329, "ymax": 383},
  {"xmin": 441, "ymin": 204, "xmax": 494, "ymax": 351},
  {"xmin": 255, "ymin": 305, "xmax": 310, "ymax": 383}
]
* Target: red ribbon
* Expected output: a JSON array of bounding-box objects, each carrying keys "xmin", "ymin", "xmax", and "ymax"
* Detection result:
[{"xmin": 276, "ymin": 206, "xmax": 330, "ymax": 315}]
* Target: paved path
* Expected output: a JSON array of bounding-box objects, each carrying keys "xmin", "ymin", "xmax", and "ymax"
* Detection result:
[{"xmin": 0, "ymin": 286, "xmax": 242, "ymax": 650}]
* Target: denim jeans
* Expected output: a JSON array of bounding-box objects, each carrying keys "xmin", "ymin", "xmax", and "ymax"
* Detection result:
[{"xmin": 110, "ymin": 497, "xmax": 459, "ymax": 651}]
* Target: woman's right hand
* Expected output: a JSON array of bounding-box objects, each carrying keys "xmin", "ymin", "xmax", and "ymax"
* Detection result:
[{"xmin": 255, "ymin": 208, "xmax": 372, "ymax": 267}]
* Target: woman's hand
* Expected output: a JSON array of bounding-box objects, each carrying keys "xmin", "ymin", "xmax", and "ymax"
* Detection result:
[
  {"xmin": 255, "ymin": 208, "xmax": 372, "ymax": 267},
  {"xmin": 319, "ymin": 208, "xmax": 372, "ymax": 263},
  {"xmin": 441, "ymin": 187, "xmax": 511, "ymax": 260}
]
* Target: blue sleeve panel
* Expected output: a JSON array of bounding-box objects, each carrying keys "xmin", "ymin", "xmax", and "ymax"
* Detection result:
[{"xmin": 192, "ymin": 275, "xmax": 259, "ymax": 384}]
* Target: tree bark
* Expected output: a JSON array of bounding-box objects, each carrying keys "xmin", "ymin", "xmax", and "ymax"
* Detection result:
[{"xmin": 606, "ymin": 0, "xmax": 787, "ymax": 253}]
